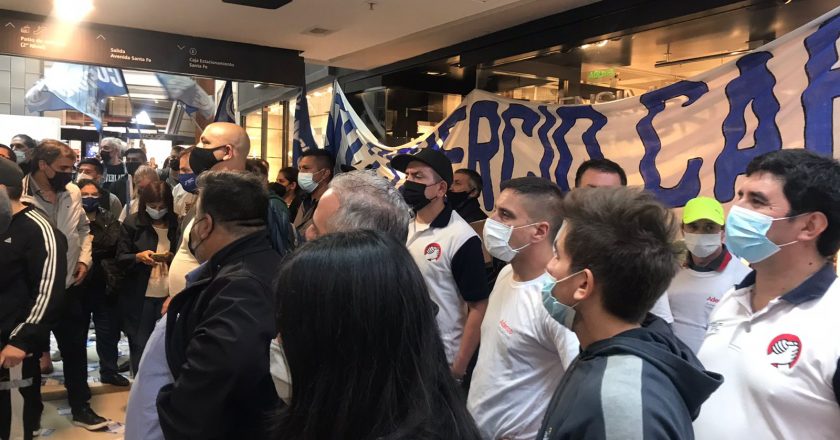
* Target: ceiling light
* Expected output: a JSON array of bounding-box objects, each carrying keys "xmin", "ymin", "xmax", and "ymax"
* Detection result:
[
  {"xmin": 134, "ymin": 111, "xmax": 153, "ymax": 126},
  {"xmin": 596, "ymin": 40, "xmax": 608, "ymax": 47},
  {"xmin": 424, "ymin": 71, "xmax": 447, "ymax": 77},
  {"xmin": 53, "ymin": 0, "xmax": 94, "ymax": 22}
]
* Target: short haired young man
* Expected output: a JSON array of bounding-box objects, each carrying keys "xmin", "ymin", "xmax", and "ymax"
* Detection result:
[
  {"xmin": 574, "ymin": 158, "xmax": 627, "ymax": 188},
  {"xmin": 694, "ymin": 150, "xmax": 840, "ymax": 438},
  {"xmin": 667, "ymin": 196, "xmax": 750, "ymax": 353},
  {"xmin": 391, "ymin": 148, "xmax": 489, "ymax": 385},
  {"xmin": 110, "ymin": 147, "xmax": 148, "ymax": 206},
  {"xmin": 539, "ymin": 187, "xmax": 722, "ymax": 439},
  {"xmin": 467, "ymin": 177, "xmax": 578, "ymax": 439},
  {"xmin": 449, "ymin": 168, "xmax": 487, "ymax": 223},
  {"xmin": 294, "ymin": 149, "xmax": 335, "ymax": 236}
]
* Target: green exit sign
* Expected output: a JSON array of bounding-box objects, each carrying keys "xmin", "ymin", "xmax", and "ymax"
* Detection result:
[{"xmin": 588, "ymin": 68, "xmax": 616, "ymax": 80}]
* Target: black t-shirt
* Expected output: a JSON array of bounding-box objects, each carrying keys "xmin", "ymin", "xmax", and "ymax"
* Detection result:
[{"xmin": 102, "ymin": 162, "xmax": 127, "ymax": 190}]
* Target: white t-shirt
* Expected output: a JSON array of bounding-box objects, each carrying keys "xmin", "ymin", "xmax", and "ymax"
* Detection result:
[
  {"xmin": 168, "ymin": 218, "xmax": 200, "ymax": 296},
  {"xmin": 649, "ymin": 294, "xmax": 673, "ymax": 324},
  {"xmin": 144, "ymin": 225, "xmax": 171, "ymax": 298},
  {"xmin": 694, "ymin": 265, "xmax": 840, "ymax": 439},
  {"xmin": 667, "ymin": 254, "xmax": 751, "ymax": 353},
  {"xmin": 467, "ymin": 265, "xmax": 579, "ymax": 440}
]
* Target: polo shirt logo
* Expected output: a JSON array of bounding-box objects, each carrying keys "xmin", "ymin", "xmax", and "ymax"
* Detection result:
[
  {"xmin": 767, "ymin": 334, "xmax": 802, "ymax": 370},
  {"xmin": 424, "ymin": 243, "xmax": 442, "ymax": 262},
  {"xmin": 499, "ymin": 320, "xmax": 513, "ymax": 335}
]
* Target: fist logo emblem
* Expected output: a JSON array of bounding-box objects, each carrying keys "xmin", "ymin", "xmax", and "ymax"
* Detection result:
[
  {"xmin": 424, "ymin": 243, "xmax": 442, "ymax": 262},
  {"xmin": 767, "ymin": 334, "xmax": 802, "ymax": 370}
]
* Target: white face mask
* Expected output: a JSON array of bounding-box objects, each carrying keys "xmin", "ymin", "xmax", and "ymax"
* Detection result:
[
  {"xmin": 298, "ymin": 170, "xmax": 323, "ymax": 193},
  {"xmin": 683, "ymin": 232, "xmax": 722, "ymax": 258},
  {"xmin": 146, "ymin": 206, "xmax": 168, "ymax": 220},
  {"xmin": 482, "ymin": 218, "xmax": 538, "ymax": 262}
]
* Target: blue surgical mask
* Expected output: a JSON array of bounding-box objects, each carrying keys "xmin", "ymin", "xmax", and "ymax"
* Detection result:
[
  {"xmin": 725, "ymin": 205, "xmax": 801, "ymax": 263},
  {"xmin": 81, "ymin": 196, "xmax": 100, "ymax": 213},
  {"xmin": 541, "ymin": 270, "xmax": 584, "ymax": 330},
  {"xmin": 178, "ymin": 173, "xmax": 198, "ymax": 194}
]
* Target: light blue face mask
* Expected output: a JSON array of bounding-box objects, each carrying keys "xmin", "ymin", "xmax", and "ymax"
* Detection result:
[
  {"xmin": 725, "ymin": 205, "xmax": 801, "ymax": 263},
  {"xmin": 541, "ymin": 270, "xmax": 583, "ymax": 330}
]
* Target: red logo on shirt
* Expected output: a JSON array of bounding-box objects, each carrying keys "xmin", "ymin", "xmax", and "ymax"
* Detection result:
[
  {"xmin": 499, "ymin": 320, "xmax": 513, "ymax": 335},
  {"xmin": 767, "ymin": 334, "xmax": 802, "ymax": 369},
  {"xmin": 424, "ymin": 243, "xmax": 442, "ymax": 262}
]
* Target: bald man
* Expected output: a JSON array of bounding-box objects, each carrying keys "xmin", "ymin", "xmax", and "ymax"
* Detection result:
[{"xmin": 189, "ymin": 122, "xmax": 250, "ymax": 174}]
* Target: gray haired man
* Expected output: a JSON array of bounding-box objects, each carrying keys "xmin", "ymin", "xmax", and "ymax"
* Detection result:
[{"xmin": 272, "ymin": 170, "xmax": 411, "ymax": 401}]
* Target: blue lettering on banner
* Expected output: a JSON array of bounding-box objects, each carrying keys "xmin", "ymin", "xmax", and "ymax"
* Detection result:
[
  {"xmin": 714, "ymin": 52, "xmax": 782, "ymax": 202},
  {"xmin": 802, "ymin": 12, "xmax": 840, "ymax": 156},
  {"xmin": 637, "ymin": 81, "xmax": 709, "ymax": 206},
  {"xmin": 536, "ymin": 106, "xmax": 558, "ymax": 184},
  {"xmin": 553, "ymin": 106, "xmax": 608, "ymax": 191},
  {"xmin": 501, "ymin": 104, "xmax": 540, "ymax": 182},
  {"xmin": 468, "ymin": 100, "xmax": 502, "ymax": 210}
]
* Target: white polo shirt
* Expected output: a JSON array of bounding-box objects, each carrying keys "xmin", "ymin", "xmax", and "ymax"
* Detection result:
[
  {"xmin": 467, "ymin": 265, "xmax": 579, "ymax": 440},
  {"xmin": 694, "ymin": 264, "xmax": 840, "ymax": 439},
  {"xmin": 407, "ymin": 206, "xmax": 489, "ymax": 364},
  {"xmin": 667, "ymin": 250, "xmax": 751, "ymax": 353}
]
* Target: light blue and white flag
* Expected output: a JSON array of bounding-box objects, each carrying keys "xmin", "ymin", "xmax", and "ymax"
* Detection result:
[
  {"xmin": 25, "ymin": 63, "xmax": 128, "ymax": 130},
  {"xmin": 155, "ymin": 73, "xmax": 215, "ymax": 118}
]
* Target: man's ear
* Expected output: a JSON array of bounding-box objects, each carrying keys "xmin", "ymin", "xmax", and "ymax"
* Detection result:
[{"xmin": 572, "ymin": 268, "xmax": 595, "ymax": 303}]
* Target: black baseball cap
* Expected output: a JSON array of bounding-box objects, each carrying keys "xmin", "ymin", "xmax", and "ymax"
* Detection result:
[
  {"xmin": 0, "ymin": 155, "xmax": 24, "ymax": 187},
  {"xmin": 390, "ymin": 148, "xmax": 454, "ymax": 186}
]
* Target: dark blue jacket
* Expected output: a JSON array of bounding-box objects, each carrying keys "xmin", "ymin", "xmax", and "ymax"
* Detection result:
[{"xmin": 537, "ymin": 315, "xmax": 722, "ymax": 440}]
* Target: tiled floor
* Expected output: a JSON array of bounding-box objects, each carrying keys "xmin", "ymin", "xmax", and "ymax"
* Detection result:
[{"xmin": 40, "ymin": 391, "xmax": 129, "ymax": 440}]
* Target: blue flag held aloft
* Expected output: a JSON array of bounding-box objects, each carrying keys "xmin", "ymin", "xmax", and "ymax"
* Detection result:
[
  {"xmin": 25, "ymin": 63, "xmax": 128, "ymax": 130},
  {"xmin": 292, "ymin": 85, "xmax": 319, "ymax": 166},
  {"xmin": 214, "ymin": 81, "xmax": 236, "ymax": 123}
]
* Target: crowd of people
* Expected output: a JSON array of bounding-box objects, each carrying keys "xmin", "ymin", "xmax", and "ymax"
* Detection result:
[{"xmin": 1, "ymin": 125, "xmax": 839, "ymax": 440}]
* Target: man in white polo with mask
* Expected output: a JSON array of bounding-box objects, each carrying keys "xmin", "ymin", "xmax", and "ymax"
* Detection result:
[
  {"xmin": 467, "ymin": 177, "xmax": 578, "ymax": 439},
  {"xmin": 667, "ymin": 196, "xmax": 750, "ymax": 353},
  {"xmin": 694, "ymin": 149, "xmax": 840, "ymax": 438}
]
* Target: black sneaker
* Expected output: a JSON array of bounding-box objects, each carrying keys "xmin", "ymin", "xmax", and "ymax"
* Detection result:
[
  {"xmin": 100, "ymin": 372, "xmax": 130, "ymax": 387},
  {"xmin": 71, "ymin": 405, "xmax": 109, "ymax": 431},
  {"xmin": 117, "ymin": 359, "xmax": 130, "ymax": 373}
]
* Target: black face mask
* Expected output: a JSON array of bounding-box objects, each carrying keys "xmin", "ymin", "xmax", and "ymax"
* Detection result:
[
  {"xmin": 401, "ymin": 180, "xmax": 435, "ymax": 211},
  {"xmin": 188, "ymin": 216, "xmax": 213, "ymax": 260},
  {"xmin": 268, "ymin": 182, "xmax": 287, "ymax": 198},
  {"xmin": 190, "ymin": 146, "xmax": 227, "ymax": 176},
  {"xmin": 48, "ymin": 168, "xmax": 73, "ymax": 192},
  {"xmin": 446, "ymin": 190, "xmax": 471, "ymax": 209},
  {"xmin": 126, "ymin": 162, "xmax": 141, "ymax": 176},
  {"xmin": 99, "ymin": 151, "xmax": 112, "ymax": 164}
]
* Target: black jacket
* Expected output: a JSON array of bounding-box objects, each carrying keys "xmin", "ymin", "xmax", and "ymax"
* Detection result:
[
  {"xmin": 537, "ymin": 315, "xmax": 722, "ymax": 440},
  {"xmin": 158, "ymin": 231, "xmax": 281, "ymax": 440},
  {"xmin": 115, "ymin": 211, "xmax": 179, "ymax": 297},
  {"xmin": 82, "ymin": 207, "xmax": 122, "ymax": 294},
  {"xmin": 0, "ymin": 207, "xmax": 68, "ymax": 352}
]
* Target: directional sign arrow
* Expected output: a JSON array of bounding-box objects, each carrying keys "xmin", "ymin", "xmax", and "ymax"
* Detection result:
[
  {"xmin": 177, "ymin": 44, "xmax": 185, "ymax": 50},
  {"xmin": 4, "ymin": 22, "xmax": 14, "ymax": 29},
  {"xmin": 96, "ymin": 34, "xmax": 106, "ymax": 40}
]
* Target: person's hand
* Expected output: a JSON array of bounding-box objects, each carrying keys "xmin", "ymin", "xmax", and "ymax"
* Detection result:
[
  {"xmin": 0, "ymin": 344, "xmax": 26, "ymax": 369},
  {"xmin": 73, "ymin": 262, "xmax": 89, "ymax": 285},
  {"xmin": 136, "ymin": 250, "xmax": 156, "ymax": 266},
  {"xmin": 161, "ymin": 296, "xmax": 172, "ymax": 315}
]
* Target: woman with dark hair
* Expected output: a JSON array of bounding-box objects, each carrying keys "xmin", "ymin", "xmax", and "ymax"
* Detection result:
[
  {"xmin": 116, "ymin": 181, "xmax": 178, "ymax": 374},
  {"xmin": 273, "ymin": 230, "xmax": 481, "ymax": 440},
  {"xmin": 275, "ymin": 167, "xmax": 302, "ymax": 220}
]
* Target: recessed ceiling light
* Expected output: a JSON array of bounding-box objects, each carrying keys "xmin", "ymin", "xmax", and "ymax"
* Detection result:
[{"xmin": 424, "ymin": 71, "xmax": 447, "ymax": 77}]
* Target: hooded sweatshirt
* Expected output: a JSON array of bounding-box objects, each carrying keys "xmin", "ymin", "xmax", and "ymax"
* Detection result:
[{"xmin": 537, "ymin": 315, "xmax": 722, "ymax": 440}]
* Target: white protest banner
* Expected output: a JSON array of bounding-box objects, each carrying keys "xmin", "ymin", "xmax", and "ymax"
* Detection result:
[{"xmin": 325, "ymin": 6, "xmax": 840, "ymax": 211}]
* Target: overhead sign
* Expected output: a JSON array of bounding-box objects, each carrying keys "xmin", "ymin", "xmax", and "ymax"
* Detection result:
[
  {"xmin": 326, "ymin": 6, "xmax": 840, "ymax": 211},
  {"xmin": 0, "ymin": 9, "xmax": 303, "ymax": 86}
]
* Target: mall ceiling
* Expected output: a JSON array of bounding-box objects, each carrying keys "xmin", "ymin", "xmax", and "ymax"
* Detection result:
[{"xmin": 2, "ymin": 0, "xmax": 599, "ymax": 70}]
